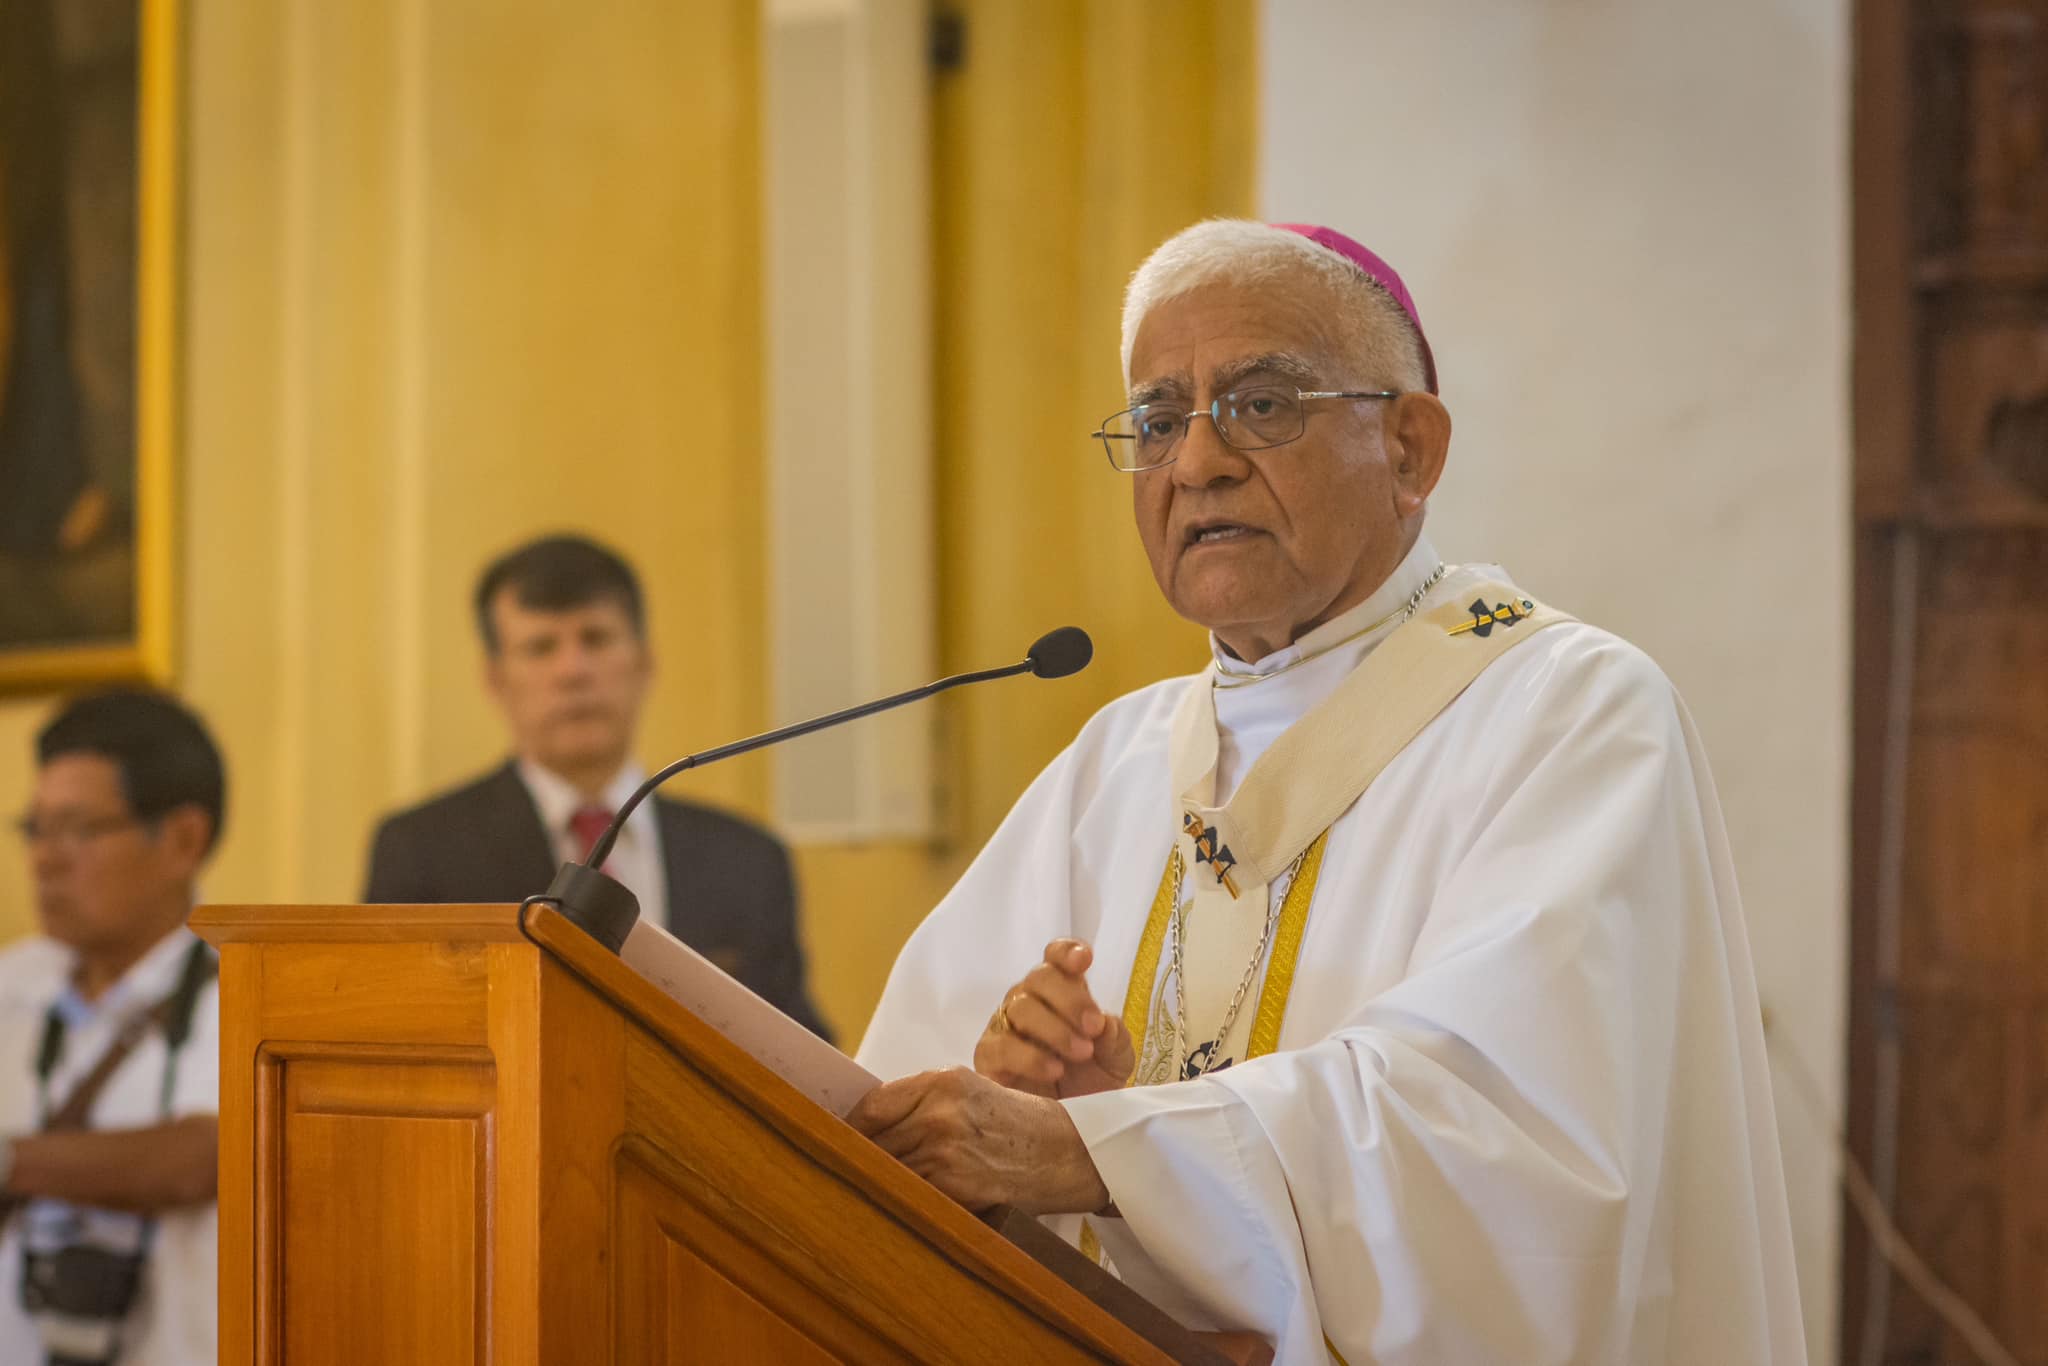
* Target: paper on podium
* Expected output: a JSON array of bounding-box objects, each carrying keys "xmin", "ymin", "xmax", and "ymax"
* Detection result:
[{"xmin": 620, "ymin": 918, "xmax": 878, "ymax": 1117}]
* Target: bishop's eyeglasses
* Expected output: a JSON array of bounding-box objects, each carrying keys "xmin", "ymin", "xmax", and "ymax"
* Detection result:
[{"xmin": 1092, "ymin": 386, "xmax": 1398, "ymax": 472}]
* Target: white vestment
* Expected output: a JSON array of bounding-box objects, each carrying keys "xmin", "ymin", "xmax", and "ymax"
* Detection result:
[{"xmin": 857, "ymin": 540, "xmax": 1806, "ymax": 1365}]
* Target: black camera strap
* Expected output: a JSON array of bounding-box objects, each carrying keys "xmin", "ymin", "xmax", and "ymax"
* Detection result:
[
  {"xmin": 0, "ymin": 939, "xmax": 218, "ymax": 1234},
  {"xmin": 33, "ymin": 938, "xmax": 216, "ymax": 1126},
  {"xmin": 11, "ymin": 942, "xmax": 215, "ymax": 1366}
]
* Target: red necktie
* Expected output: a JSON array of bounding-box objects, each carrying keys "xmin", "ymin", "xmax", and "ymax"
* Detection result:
[{"xmin": 569, "ymin": 804, "xmax": 613, "ymax": 867}]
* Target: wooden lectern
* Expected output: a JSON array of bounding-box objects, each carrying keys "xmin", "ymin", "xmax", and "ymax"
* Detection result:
[{"xmin": 192, "ymin": 903, "xmax": 1271, "ymax": 1365}]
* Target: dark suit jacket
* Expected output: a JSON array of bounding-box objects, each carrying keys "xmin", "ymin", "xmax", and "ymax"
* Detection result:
[{"xmin": 363, "ymin": 762, "xmax": 831, "ymax": 1041}]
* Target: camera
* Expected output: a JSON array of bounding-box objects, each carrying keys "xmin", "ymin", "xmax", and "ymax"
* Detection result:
[
  {"xmin": 19, "ymin": 1232, "xmax": 147, "ymax": 1366},
  {"xmin": 21, "ymin": 1243, "xmax": 146, "ymax": 1320}
]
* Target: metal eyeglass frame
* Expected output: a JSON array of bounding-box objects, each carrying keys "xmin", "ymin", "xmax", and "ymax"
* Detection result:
[
  {"xmin": 11, "ymin": 812, "xmax": 148, "ymax": 850},
  {"xmin": 1091, "ymin": 386, "xmax": 1400, "ymax": 472}
]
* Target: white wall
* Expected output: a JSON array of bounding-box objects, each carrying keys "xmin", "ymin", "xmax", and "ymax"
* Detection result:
[
  {"xmin": 1260, "ymin": 2, "xmax": 1850, "ymax": 1360},
  {"xmin": 765, "ymin": 0, "xmax": 936, "ymax": 840}
]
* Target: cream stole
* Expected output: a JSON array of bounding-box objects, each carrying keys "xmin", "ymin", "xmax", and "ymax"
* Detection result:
[
  {"xmin": 1081, "ymin": 569, "xmax": 1575, "ymax": 1271},
  {"xmin": 1119, "ymin": 567, "xmax": 1577, "ymax": 1081}
]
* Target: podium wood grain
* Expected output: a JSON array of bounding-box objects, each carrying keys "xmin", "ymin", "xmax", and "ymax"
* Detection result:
[{"xmin": 197, "ymin": 904, "xmax": 1264, "ymax": 1365}]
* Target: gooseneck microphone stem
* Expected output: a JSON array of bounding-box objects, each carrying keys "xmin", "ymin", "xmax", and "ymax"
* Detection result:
[
  {"xmin": 536, "ymin": 626, "xmax": 1094, "ymax": 954},
  {"xmin": 585, "ymin": 657, "xmax": 1032, "ymax": 870}
]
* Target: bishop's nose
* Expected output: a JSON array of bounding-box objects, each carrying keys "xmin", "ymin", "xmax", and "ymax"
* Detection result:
[{"xmin": 1172, "ymin": 410, "xmax": 1250, "ymax": 487}]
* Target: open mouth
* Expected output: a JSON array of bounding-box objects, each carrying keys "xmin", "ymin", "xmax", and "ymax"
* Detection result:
[{"xmin": 1184, "ymin": 521, "xmax": 1259, "ymax": 547}]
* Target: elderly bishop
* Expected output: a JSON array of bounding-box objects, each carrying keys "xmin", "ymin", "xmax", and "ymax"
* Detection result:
[{"xmin": 849, "ymin": 221, "xmax": 1804, "ymax": 1365}]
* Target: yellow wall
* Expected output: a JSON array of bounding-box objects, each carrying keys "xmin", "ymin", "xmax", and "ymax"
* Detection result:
[
  {"xmin": 932, "ymin": 0, "xmax": 1257, "ymax": 841},
  {"xmin": 1, "ymin": 0, "xmax": 768, "ymax": 922},
  {"xmin": 0, "ymin": 0, "xmax": 1255, "ymax": 1045},
  {"xmin": 802, "ymin": 0, "xmax": 1257, "ymax": 1035}
]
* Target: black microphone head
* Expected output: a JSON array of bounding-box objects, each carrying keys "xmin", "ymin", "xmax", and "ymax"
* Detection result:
[
  {"xmin": 541, "ymin": 861, "xmax": 642, "ymax": 954},
  {"xmin": 1027, "ymin": 626, "xmax": 1093, "ymax": 680}
]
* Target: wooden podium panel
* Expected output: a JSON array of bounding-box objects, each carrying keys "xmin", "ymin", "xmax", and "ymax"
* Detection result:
[
  {"xmin": 614, "ymin": 1146, "xmax": 900, "ymax": 1362},
  {"xmin": 274, "ymin": 1050, "xmax": 492, "ymax": 1362},
  {"xmin": 195, "ymin": 905, "xmax": 1259, "ymax": 1366}
]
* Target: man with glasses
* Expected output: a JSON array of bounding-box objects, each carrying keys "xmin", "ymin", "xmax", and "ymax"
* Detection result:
[
  {"xmin": 851, "ymin": 222, "xmax": 1803, "ymax": 1362},
  {"xmin": 0, "ymin": 690, "xmax": 224, "ymax": 1366}
]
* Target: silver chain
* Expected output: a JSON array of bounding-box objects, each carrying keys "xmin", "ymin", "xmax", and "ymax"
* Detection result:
[
  {"xmin": 1162, "ymin": 564, "xmax": 1443, "ymax": 1077},
  {"xmin": 1211, "ymin": 561, "xmax": 1448, "ymax": 691},
  {"xmin": 1164, "ymin": 845, "xmax": 1304, "ymax": 1079},
  {"xmin": 1403, "ymin": 561, "xmax": 1448, "ymax": 618}
]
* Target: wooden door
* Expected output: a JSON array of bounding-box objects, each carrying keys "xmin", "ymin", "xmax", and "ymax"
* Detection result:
[{"xmin": 1847, "ymin": 2, "xmax": 2048, "ymax": 1362}]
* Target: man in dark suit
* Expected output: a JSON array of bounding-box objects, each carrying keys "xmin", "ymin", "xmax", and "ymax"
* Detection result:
[{"xmin": 363, "ymin": 534, "xmax": 830, "ymax": 1039}]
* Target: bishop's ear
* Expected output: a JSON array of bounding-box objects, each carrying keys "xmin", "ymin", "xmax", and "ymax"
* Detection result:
[{"xmin": 1386, "ymin": 392, "xmax": 1451, "ymax": 517}]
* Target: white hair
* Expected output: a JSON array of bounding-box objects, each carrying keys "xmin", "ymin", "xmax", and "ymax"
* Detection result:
[{"xmin": 1119, "ymin": 219, "xmax": 1428, "ymax": 394}]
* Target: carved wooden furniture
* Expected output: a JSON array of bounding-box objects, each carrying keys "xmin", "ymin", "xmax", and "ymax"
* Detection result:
[
  {"xmin": 1850, "ymin": 3, "xmax": 2048, "ymax": 1359},
  {"xmin": 192, "ymin": 903, "xmax": 1268, "ymax": 1365}
]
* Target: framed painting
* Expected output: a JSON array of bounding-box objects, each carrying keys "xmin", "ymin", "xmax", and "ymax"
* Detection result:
[{"xmin": 0, "ymin": 0, "xmax": 177, "ymax": 693}]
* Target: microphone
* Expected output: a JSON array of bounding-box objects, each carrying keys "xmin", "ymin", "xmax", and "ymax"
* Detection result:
[{"xmin": 535, "ymin": 626, "xmax": 1094, "ymax": 952}]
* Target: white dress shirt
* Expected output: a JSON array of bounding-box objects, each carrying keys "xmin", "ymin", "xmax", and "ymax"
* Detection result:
[{"xmin": 517, "ymin": 759, "xmax": 671, "ymax": 930}]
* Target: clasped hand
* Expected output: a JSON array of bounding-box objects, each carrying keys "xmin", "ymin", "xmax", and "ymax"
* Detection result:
[{"xmin": 846, "ymin": 940, "xmax": 1135, "ymax": 1214}]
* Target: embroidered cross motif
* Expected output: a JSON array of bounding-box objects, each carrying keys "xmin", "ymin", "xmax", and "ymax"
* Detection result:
[
  {"xmin": 1183, "ymin": 810, "xmax": 1241, "ymax": 898},
  {"xmin": 1447, "ymin": 596, "xmax": 1536, "ymax": 639},
  {"xmin": 1181, "ymin": 1040, "xmax": 1235, "ymax": 1080}
]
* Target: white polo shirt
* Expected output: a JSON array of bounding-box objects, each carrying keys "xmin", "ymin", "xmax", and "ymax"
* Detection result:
[{"xmin": 0, "ymin": 928, "xmax": 219, "ymax": 1366}]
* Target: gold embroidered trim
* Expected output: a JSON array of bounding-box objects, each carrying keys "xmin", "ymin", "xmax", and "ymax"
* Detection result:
[
  {"xmin": 1245, "ymin": 828, "xmax": 1327, "ymax": 1060},
  {"xmin": 1083, "ymin": 833, "xmax": 1327, "ymax": 1271},
  {"xmin": 1118, "ymin": 846, "xmax": 1180, "ymax": 1070}
]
